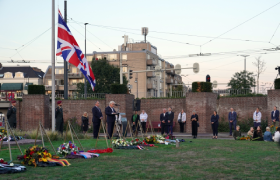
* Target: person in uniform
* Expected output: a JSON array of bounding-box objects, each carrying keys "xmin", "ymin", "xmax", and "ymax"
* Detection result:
[
  {"xmin": 160, "ymin": 108, "xmax": 168, "ymax": 135},
  {"xmin": 92, "ymin": 101, "xmax": 103, "ymax": 139},
  {"xmin": 7, "ymin": 100, "xmax": 17, "ymax": 128},
  {"xmin": 105, "ymin": 101, "xmax": 117, "ymax": 139},
  {"xmin": 166, "ymin": 107, "xmax": 174, "ymax": 135},
  {"xmin": 131, "ymin": 111, "xmax": 140, "ymax": 136},
  {"xmin": 55, "ymin": 100, "xmax": 63, "ymax": 134},
  {"xmin": 191, "ymin": 111, "xmax": 198, "ymax": 138}
]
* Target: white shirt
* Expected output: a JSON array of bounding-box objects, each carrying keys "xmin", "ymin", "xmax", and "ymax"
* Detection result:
[
  {"xmin": 253, "ymin": 111, "xmax": 262, "ymax": 123},
  {"xmin": 140, "ymin": 113, "xmax": 148, "ymax": 122},
  {"xmin": 274, "ymin": 131, "xmax": 280, "ymax": 142},
  {"xmin": 273, "ymin": 110, "xmax": 276, "ymax": 117},
  {"xmin": 177, "ymin": 112, "xmax": 186, "ymax": 122}
]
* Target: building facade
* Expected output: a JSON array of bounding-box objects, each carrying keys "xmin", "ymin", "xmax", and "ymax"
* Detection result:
[{"xmin": 86, "ymin": 41, "xmax": 182, "ymax": 98}]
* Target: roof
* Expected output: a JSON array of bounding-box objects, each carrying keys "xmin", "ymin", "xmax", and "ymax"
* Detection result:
[{"xmin": 0, "ymin": 66, "xmax": 44, "ymax": 79}]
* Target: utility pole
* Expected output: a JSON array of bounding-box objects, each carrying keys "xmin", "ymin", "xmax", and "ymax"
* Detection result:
[
  {"xmin": 84, "ymin": 23, "xmax": 88, "ymax": 98},
  {"xmin": 51, "ymin": 0, "xmax": 55, "ymax": 132},
  {"xmin": 240, "ymin": 55, "xmax": 249, "ymax": 89},
  {"xmin": 63, "ymin": 0, "xmax": 68, "ymax": 99},
  {"xmin": 136, "ymin": 73, "xmax": 138, "ymax": 98},
  {"xmin": 120, "ymin": 35, "xmax": 127, "ymax": 84}
]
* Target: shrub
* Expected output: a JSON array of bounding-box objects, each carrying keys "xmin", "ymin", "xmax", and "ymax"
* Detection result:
[
  {"xmin": 274, "ymin": 78, "xmax": 280, "ymax": 89},
  {"xmin": 111, "ymin": 84, "xmax": 128, "ymax": 94},
  {"xmin": 28, "ymin": 85, "xmax": 45, "ymax": 94},
  {"xmin": 192, "ymin": 82, "xmax": 212, "ymax": 92}
]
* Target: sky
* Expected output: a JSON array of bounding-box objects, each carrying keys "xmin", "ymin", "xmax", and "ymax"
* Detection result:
[{"xmin": 0, "ymin": 0, "xmax": 279, "ymax": 92}]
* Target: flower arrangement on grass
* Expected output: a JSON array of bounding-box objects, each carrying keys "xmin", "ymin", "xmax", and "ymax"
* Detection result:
[
  {"xmin": 112, "ymin": 139, "xmax": 132, "ymax": 148},
  {"xmin": 131, "ymin": 138, "xmax": 147, "ymax": 145},
  {"xmin": 57, "ymin": 141, "xmax": 79, "ymax": 156},
  {"xmin": 236, "ymin": 135, "xmax": 251, "ymax": 141},
  {"xmin": 21, "ymin": 146, "xmax": 52, "ymax": 167},
  {"xmin": 0, "ymin": 128, "xmax": 7, "ymax": 141}
]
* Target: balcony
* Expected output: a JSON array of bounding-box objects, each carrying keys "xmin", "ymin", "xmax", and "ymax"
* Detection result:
[
  {"xmin": 166, "ymin": 69, "xmax": 174, "ymax": 74},
  {"xmin": 68, "ymin": 73, "xmax": 83, "ymax": 79},
  {"xmin": 45, "ymin": 85, "xmax": 58, "ymax": 91},
  {"xmin": 147, "ymin": 59, "xmax": 157, "ymax": 65},
  {"xmin": 147, "ymin": 71, "xmax": 155, "ymax": 77},
  {"xmin": 69, "ymin": 85, "xmax": 78, "ymax": 91},
  {"xmin": 147, "ymin": 82, "xmax": 156, "ymax": 89},
  {"xmin": 166, "ymin": 77, "xmax": 173, "ymax": 84}
]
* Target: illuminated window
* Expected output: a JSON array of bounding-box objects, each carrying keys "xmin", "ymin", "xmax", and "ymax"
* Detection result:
[
  {"xmin": 122, "ymin": 67, "xmax": 128, "ymax": 72},
  {"xmin": 55, "ymin": 69, "xmax": 64, "ymax": 74},
  {"xmin": 48, "ymin": 80, "xmax": 52, "ymax": 86},
  {"xmin": 122, "ymin": 54, "xmax": 127, "ymax": 61},
  {"xmin": 108, "ymin": 54, "xmax": 117, "ymax": 61},
  {"xmin": 15, "ymin": 72, "xmax": 24, "ymax": 78},
  {"xmin": 4, "ymin": 72, "xmax": 13, "ymax": 78}
]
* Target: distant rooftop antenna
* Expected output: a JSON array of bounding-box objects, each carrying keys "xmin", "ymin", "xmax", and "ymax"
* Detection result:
[
  {"xmin": 141, "ymin": 27, "xmax": 149, "ymax": 43},
  {"xmin": 122, "ymin": 35, "xmax": 128, "ymax": 51}
]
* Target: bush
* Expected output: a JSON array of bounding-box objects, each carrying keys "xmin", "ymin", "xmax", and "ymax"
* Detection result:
[
  {"xmin": 192, "ymin": 82, "xmax": 212, "ymax": 92},
  {"xmin": 28, "ymin": 85, "xmax": 45, "ymax": 94},
  {"xmin": 111, "ymin": 83, "xmax": 128, "ymax": 94},
  {"xmin": 274, "ymin": 78, "xmax": 280, "ymax": 89}
]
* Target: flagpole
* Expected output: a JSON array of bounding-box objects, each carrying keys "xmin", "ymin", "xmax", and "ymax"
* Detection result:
[
  {"xmin": 63, "ymin": 0, "xmax": 68, "ymax": 99},
  {"xmin": 51, "ymin": 0, "xmax": 56, "ymax": 132}
]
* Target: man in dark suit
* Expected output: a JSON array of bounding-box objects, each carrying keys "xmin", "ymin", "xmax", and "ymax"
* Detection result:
[
  {"xmin": 167, "ymin": 107, "xmax": 174, "ymax": 135},
  {"xmin": 55, "ymin": 101, "xmax": 63, "ymax": 134},
  {"xmin": 160, "ymin": 108, "xmax": 168, "ymax": 135},
  {"xmin": 92, "ymin": 101, "xmax": 103, "ymax": 139},
  {"xmin": 7, "ymin": 100, "xmax": 17, "ymax": 128},
  {"xmin": 105, "ymin": 101, "xmax": 117, "ymax": 139},
  {"xmin": 271, "ymin": 106, "xmax": 279, "ymax": 131},
  {"xmin": 228, "ymin": 108, "xmax": 237, "ymax": 136}
]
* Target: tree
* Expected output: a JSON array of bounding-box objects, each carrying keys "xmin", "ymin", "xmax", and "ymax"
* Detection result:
[
  {"xmin": 227, "ymin": 70, "xmax": 255, "ymax": 90},
  {"xmin": 252, "ymin": 56, "xmax": 266, "ymax": 94},
  {"xmin": 77, "ymin": 59, "xmax": 128, "ymax": 94}
]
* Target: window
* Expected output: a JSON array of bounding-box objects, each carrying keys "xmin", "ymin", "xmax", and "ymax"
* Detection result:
[
  {"xmin": 4, "ymin": 72, "xmax": 13, "ymax": 78},
  {"xmin": 122, "ymin": 54, "xmax": 127, "ymax": 61},
  {"xmin": 147, "ymin": 54, "xmax": 150, "ymax": 59},
  {"xmin": 122, "ymin": 67, "xmax": 128, "ymax": 73},
  {"xmin": 55, "ymin": 69, "xmax": 64, "ymax": 74},
  {"xmin": 97, "ymin": 55, "xmax": 102, "ymax": 60},
  {"xmin": 71, "ymin": 79, "xmax": 77, "ymax": 85},
  {"xmin": 15, "ymin": 72, "xmax": 24, "ymax": 78},
  {"xmin": 48, "ymin": 80, "xmax": 52, "ymax": 86},
  {"xmin": 78, "ymin": 79, "xmax": 84, "ymax": 83},
  {"xmin": 108, "ymin": 54, "xmax": 117, "ymax": 61},
  {"xmin": 71, "ymin": 67, "xmax": 77, "ymax": 73}
]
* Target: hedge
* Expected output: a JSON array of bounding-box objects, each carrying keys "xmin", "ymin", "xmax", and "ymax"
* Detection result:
[
  {"xmin": 275, "ymin": 78, "xmax": 280, "ymax": 89},
  {"xmin": 28, "ymin": 85, "xmax": 45, "ymax": 94},
  {"xmin": 111, "ymin": 84, "xmax": 128, "ymax": 94},
  {"xmin": 192, "ymin": 82, "xmax": 212, "ymax": 92}
]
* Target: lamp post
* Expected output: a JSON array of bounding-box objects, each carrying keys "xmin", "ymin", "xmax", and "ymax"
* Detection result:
[
  {"xmin": 239, "ymin": 55, "xmax": 249, "ymax": 90},
  {"xmin": 252, "ymin": 74, "xmax": 257, "ymax": 94},
  {"xmin": 84, "ymin": 23, "xmax": 88, "ymax": 98}
]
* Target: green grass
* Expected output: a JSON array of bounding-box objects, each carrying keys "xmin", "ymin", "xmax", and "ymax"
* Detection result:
[{"xmin": 0, "ymin": 138, "xmax": 279, "ymax": 180}]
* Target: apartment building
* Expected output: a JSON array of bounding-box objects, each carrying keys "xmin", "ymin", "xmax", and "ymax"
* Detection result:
[
  {"xmin": 43, "ymin": 65, "xmax": 84, "ymax": 95},
  {"xmin": 86, "ymin": 41, "xmax": 182, "ymax": 98}
]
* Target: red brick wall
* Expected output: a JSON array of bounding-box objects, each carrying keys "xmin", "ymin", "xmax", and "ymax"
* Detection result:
[
  {"xmin": 217, "ymin": 96, "xmax": 268, "ymax": 121},
  {"xmin": 140, "ymin": 98, "xmax": 186, "ymax": 132},
  {"xmin": 186, "ymin": 92, "xmax": 217, "ymax": 133},
  {"xmin": 267, "ymin": 90, "xmax": 280, "ymax": 126}
]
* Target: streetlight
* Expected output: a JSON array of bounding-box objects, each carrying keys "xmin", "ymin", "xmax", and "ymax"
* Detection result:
[
  {"xmin": 252, "ymin": 74, "xmax": 257, "ymax": 94},
  {"xmin": 84, "ymin": 23, "xmax": 88, "ymax": 98},
  {"xmin": 238, "ymin": 55, "xmax": 249, "ymax": 90}
]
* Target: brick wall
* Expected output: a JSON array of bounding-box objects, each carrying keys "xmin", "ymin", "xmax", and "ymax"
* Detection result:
[
  {"xmin": 267, "ymin": 90, "xmax": 280, "ymax": 126},
  {"xmin": 140, "ymin": 98, "xmax": 186, "ymax": 132},
  {"xmin": 217, "ymin": 96, "xmax": 268, "ymax": 121}
]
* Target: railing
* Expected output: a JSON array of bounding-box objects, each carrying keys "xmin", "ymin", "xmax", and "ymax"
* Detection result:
[
  {"xmin": 68, "ymin": 72, "xmax": 83, "ymax": 78},
  {"xmin": 213, "ymin": 89, "xmax": 252, "ymax": 96},
  {"xmin": 166, "ymin": 91, "xmax": 186, "ymax": 98},
  {"xmin": 49, "ymin": 93, "xmax": 106, "ymax": 99},
  {"xmin": 147, "ymin": 59, "xmax": 157, "ymax": 65}
]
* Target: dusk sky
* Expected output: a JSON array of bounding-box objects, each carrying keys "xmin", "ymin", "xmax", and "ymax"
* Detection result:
[{"xmin": 0, "ymin": 0, "xmax": 279, "ymax": 91}]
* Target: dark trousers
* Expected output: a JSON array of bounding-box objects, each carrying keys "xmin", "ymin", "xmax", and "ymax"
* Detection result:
[
  {"xmin": 179, "ymin": 122, "xmax": 185, "ymax": 133},
  {"xmin": 141, "ymin": 122, "xmax": 146, "ymax": 133},
  {"xmin": 56, "ymin": 120, "xmax": 63, "ymax": 134},
  {"xmin": 165, "ymin": 125, "xmax": 173, "ymax": 135},
  {"xmin": 212, "ymin": 123, "xmax": 219, "ymax": 136},
  {"xmin": 254, "ymin": 122, "xmax": 261, "ymax": 129},
  {"xmin": 107, "ymin": 121, "xmax": 115, "ymax": 138},
  {"xmin": 93, "ymin": 121, "xmax": 101, "ymax": 138},
  {"xmin": 161, "ymin": 123, "xmax": 165, "ymax": 135},
  {"xmin": 192, "ymin": 121, "xmax": 198, "ymax": 136},
  {"xmin": 9, "ymin": 122, "xmax": 16, "ymax": 129},
  {"xmin": 229, "ymin": 121, "xmax": 236, "ymax": 135}
]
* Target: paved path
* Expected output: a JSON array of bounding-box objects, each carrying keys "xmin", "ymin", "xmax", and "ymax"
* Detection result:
[{"xmin": 1, "ymin": 139, "xmax": 42, "ymax": 147}]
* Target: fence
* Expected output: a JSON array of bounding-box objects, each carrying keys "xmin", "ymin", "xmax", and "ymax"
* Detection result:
[
  {"xmin": 49, "ymin": 93, "xmax": 106, "ymax": 99},
  {"xmin": 213, "ymin": 89, "xmax": 252, "ymax": 96}
]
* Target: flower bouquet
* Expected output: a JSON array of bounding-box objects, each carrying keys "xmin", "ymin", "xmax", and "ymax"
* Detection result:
[
  {"xmin": 0, "ymin": 128, "xmax": 7, "ymax": 141},
  {"xmin": 236, "ymin": 135, "xmax": 251, "ymax": 141},
  {"xmin": 20, "ymin": 146, "xmax": 52, "ymax": 167},
  {"xmin": 57, "ymin": 141, "xmax": 79, "ymax": 156},
  {"xmin": 144, "ymin": 135, "xmax": 159, "ymax": 144},
  {"xmin": 112, "ymin": 139, "xmax": 132, "ymax": 148}
]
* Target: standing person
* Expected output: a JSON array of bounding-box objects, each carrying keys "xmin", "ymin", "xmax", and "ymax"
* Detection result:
[
  {"xmin": 140, "ymin": 110, "xmax": 148, "ymax": 133},
  {"xmin": 105, "ymin": 101, "xmax": 117, "ymax": 139},
  {"xmin": 92, "ymin": 101, "xmax": 103, "ymax": 139},
  {"xmin": 271, "ymin": 106, "xmax": 279, "ymax": 131},
  {"xmin": 190, "ymin": 111, "xmax": 198, "ymax": 138},
  {"xmin": 228, "ymin": 108, "xmax": 237, "ymax": 136},
  {"xmin": 81, "ymin": 112, "xmax": 89, "ymax": 134},
  {"xmin": 178, "ymin": 109, "xmax": 186, "ymax": 133},
  {"xmin": 55, "ymin": 101, "xmax": 64, "ymax": 134},
  {"xmin": 7, "ymin": 100, "xmax": 17, "ymax": 129},
  {"xmin": 160, "ymin": 109, "xmax": 168, "ymax": 135},
  {"xmin": 167, "ymin": 107, "xmax": 174, "ymax": 135},
  {"xmin": 211, "ymin": 111, "xmax": 219, "ymax": 139},
  {"xmin": 253, "ymin": 107, "xmax": 262, "ymax": 129},
  {"xmin": 131, "ymin": 111, "xmax": 140, "ymax": 136}
]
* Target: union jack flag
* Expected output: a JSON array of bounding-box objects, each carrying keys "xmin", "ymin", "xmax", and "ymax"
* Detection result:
[{"xmin": 56, "ymin": 9, "xmax": 96, "ymax": 91}]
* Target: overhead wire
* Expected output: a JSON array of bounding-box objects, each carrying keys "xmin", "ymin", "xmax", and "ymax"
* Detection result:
[{"xmin": 269, "ymin": 22, "xmax": 280, "ymax": 43}]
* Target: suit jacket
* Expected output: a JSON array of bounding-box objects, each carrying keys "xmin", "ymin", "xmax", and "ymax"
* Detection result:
[
  {"xmin": 211, "ymin": 114, "xmax": 219, "ymax": 124},
  {"xmin": 166, "ymin": 111, "xmax": 174, "ymax": 125},
  {"xmin": 105, "ymin": 106, "xmax": 116, "ymax": 123},
  {"xmin": 131, "ymin": 114, "xmax": 140, "ymax": 124},
  {"xmin": 55, "ymin": 106, "xmax": 63, "ymax": 122},
  {"xmin": 92, "ymin": 106, "xmax": 103, "ymax": 123},
  {"xmin": 160, "ymin": 113, "xmax": 168, "ymax": 124},
  {"xmin": 271, "ymin": 110, "xmax": 279, "ymax": 121},
  {"xmin": 7, "ymin": 106, "xmax": 17, "ymax": 123},
  {"xmin": 228, "ymin": 111, "xmax": 237, "ymax": 122}
]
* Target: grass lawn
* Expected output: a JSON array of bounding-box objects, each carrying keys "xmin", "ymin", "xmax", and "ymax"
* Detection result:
[{"xmin": 0, "ymin": 138, "xmax": 279, "ymax": 180}]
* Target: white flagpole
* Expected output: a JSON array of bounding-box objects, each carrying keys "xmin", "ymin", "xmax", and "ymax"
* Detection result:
[{"xmin": 51, "ymin": 0, "xmax": 56, "ymax": 132}]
